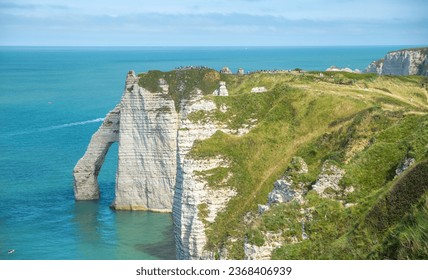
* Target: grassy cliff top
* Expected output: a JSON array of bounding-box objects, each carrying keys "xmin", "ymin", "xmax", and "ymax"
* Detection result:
[
  {"xmin": 138, "ymin": 67, "xmax": 427, "ymax": 111},
  {"xmin": 138, "ymin": 67, "xmax": 222, "ymax": 111},
  {"xmin": 395, "ymin": 47, "xmax": 428, "ymax": 53}
]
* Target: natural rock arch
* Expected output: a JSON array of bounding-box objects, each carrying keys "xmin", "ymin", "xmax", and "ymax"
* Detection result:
[
  {"xmin": 73, "ymin": 105, "xmax": 120, "ymax": 200},
  {"xmin": 73, "ymin": 71, "xmax": 178, "ymax": 212}
]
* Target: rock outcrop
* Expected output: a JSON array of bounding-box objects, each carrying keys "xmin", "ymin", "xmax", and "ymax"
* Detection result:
[
  {"xmin": 395, "ymin": 157, "xmax": 415, "ymax": 177},
  {"xmin": 251, "ymin": 87, "xmax": 267, "ymax": 93},
  {"xmin": 268, "ymin": 178, "xmax": 295, "ymax": 205},
  {"xmin": 312, "ymin": 161, "xmax": 345, "ymax": 199},
  {"xmin": 364, "ymin": 48, "xmax": 428, "ymax": 76},
  {"xmin": 259, "ymin": 156, "xmax": 309, "ymax": 213},
  {"xmin": 244, "ymin": 232, "xmax": 283, "ymax": 260},
  {"xmin": 326, "ymin": 66, "xmax": 361, "ymax": 73},
  {"xmin": 365, "ymin": 59, "xmax": 384, "ymax": 75},
  {"xmin": 212, "ymin": 81, "xmax": 229, "ymax": 96},
  {"xmin": 220, "ymin": 66, "xmax": 232, "ymax": 74},
  {"xmin": 248, "ymin": 157, "xmax": 309, "ymax": 259},
  {"xmin": 237, "ymin": 68, "xmax": 245, "ymax": 75}
]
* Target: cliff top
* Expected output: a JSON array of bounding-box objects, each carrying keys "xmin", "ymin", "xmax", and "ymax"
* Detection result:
[
  {"xmin": 393, "ymin": 47, "xmax": 428, "ymax": 54},
  {"xmin": 138, "ymin": 68, "xmax": 221, "ymax": 111}
]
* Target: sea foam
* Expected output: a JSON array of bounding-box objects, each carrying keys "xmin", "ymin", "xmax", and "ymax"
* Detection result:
[{"xmin": 5, "ymin": 118, "xmax": 105, "ymax": 137}]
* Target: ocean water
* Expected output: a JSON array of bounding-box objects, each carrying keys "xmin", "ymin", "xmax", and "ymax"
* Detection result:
[{"xmin": 0, "ymin": 46, "xmax": 407, "ymax": 260}]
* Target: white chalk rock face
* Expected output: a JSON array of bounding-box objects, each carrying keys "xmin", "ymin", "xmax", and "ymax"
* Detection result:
[
  {"xmin": 173, "ymin": 94, "xmax": 237, "ymax": 259},
  {"xmin": 251, "ymin": 87, "xmax": 267, "ymax": 93},
  {"xmin": 312, "ymin": 161, "xmax": 345, "ymax": 198},
  {"xmin": 213, "ymin": 81, "xmax": 229, "ymax": 96},
  {"xmin": 244, "ymin": 232, "xmax": 283, "ymax": 260},
  {"xmin": 268, "ymin": 178, "xmax": 295, "ymax": 204},
  {"xmin": 325, "ymin": 66, "xmax": 360, "ymax": 73},
  {"xmin": 174, "ymin": 157, "xmax": 235, "ymax": 260},
  {"xmin": 73, "ymin": 104, "xmax": 120, "ymax": 200},
  {"xmin": 382, "ymin": 50, "xmax": 426, "ymax": 75},
  {"xmin": 112, "ymin": 71, "xmax": 179, "ymax": 211},
  {"xmin": 364, "ymin": 48, "xmax": 428, "ymax": 76},
  {"xmin": 365, "ymin": 60, "xmax": 384, "ymax": 75}
]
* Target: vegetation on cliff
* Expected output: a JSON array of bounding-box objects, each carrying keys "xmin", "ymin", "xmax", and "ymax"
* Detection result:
[{"xmin": 138, "ymin": 68, "xmax": 221, "ymax": 111}]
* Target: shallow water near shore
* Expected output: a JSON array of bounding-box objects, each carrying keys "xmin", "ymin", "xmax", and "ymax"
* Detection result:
[{"xmin": 0, "ymin": 46, "xmax": 409, "ymax": 259}]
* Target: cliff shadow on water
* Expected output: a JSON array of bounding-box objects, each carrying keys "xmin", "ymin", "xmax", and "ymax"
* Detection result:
[{"xmin": 134, "ymin": 220, "xmax": 176, "ymax": 260}]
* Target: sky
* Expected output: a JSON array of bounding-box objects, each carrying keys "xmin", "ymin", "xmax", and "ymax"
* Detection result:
[{"xmin": 0, "ymin": 0, "xmax": 427, "ymax": 46}]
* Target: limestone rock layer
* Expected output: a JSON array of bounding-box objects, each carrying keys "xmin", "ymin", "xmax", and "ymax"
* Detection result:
[{"xmin": 173, "ymin": 94, "xmax": 234, "ymax": 259}]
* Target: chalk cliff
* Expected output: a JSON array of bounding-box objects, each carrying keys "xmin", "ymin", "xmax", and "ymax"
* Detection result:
[
  {"xmin": 74, "ymin": 71, "xmax": 179, "ymax": 212},
  {"xmin": 113, "ymin": 71, "xmax": 178, "ymax": 211},
  {"xmin": 364, "ymin": 48, "xmax": 428, "ymax": 76},
  {"xmin": 173, "ymin": 91, "xmax": 237, "ymax": 259},
  {"xmin": 74, "ymin": 68, "xmax": 238, "ymax": 259}
]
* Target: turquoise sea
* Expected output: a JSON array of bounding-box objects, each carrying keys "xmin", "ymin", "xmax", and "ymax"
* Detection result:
[{"xmin": 0, "ymin": 46, "xmax": 410, "ymax": 260}]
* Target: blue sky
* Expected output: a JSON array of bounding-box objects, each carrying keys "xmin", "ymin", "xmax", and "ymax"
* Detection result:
[{"xmin": 0, "ymin": 0, "xmax": 427, "ymax": 46}]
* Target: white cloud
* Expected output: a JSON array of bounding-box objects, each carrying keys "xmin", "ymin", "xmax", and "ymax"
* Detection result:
[
  {"xmin": 0, "ymin": 0, "xmax": 427, "ymax": 46},
  {"xmin": 3, "ymin": 0, "xmax": 426, "ymax": 19}
]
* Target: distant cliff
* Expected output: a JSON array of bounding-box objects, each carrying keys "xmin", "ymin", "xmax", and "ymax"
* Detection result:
[{"xmin": 364, "ymin": 47, "xmax": 428, "ymax": 76}]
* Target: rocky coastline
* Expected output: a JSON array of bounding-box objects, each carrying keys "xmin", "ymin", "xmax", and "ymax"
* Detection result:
[{"xmin": 74, "ymin": 47, "xmax": 428, "ymax": 259}]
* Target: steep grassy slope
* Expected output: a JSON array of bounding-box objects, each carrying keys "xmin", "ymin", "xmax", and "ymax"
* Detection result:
[{"xmin": 139, "ymin": 69, "xmax": 428, "ymax": 259}]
